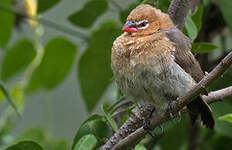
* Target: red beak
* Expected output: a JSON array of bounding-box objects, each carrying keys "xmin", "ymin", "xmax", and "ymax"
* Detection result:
[{"xmin": 122, "ymin": 21, "xmax": 137, "ymax": 33}]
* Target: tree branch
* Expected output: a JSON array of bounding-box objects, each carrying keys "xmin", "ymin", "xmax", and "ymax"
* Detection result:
[
  {"xmin": 203, "ymin": 86, "xmax": 232, "ymax": 103},
  {"xmin": 187, "ymin": 86, "xmax": 232, "ymax": 150},
  {"xmin": 102, "ymin": 51, "xmax": 232, "ymax": 150},
  {"xmin": 168, "ymin": 0, "xmax": 191, "ymax": 30}
]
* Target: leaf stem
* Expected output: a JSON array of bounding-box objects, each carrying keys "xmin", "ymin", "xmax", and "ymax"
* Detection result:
[
  {"xmin": 21, "ymin": 25, "xmax": 44, "ymax": 88},
  {"xmin": 0, "ymin": 81, "xmax": 20, "ymax": 117}
]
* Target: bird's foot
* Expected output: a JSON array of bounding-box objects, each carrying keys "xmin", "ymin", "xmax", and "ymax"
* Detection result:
[
  {"xmin": 143, "ymin": 107, "xmax": 156, "ymax": 138},
  {"xmin": 168, "ymin": 101, "xmax": 176, "ymax": 119},
  {"xmin": 168, "ymin": 101, "xmax": 182, "ymax": 121},
  {"xmin": 143, "ymin": 119, "xmax": 164, "ymax": 138},
  {"xmin": 143, "ymin": 107, "xmax": 164, "ymax": 138},
  {"xmin": 143, "ymin": 118, "xmax": 155, "ymax": 138}
]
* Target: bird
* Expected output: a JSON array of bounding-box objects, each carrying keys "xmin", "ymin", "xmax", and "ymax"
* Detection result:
[{"xmin": 111, "ymin": 4, "xmax": 214, "ymax": 129}]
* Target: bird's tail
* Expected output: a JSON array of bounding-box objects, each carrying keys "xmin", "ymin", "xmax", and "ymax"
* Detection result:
[{"xmin": 187, "ymin": 96, "xmax": 214, "ymax": 130}]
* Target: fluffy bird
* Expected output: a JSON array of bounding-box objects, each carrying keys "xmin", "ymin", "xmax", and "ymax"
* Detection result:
[{"xmin": 111, "ymin": 4, "xmax": 214, "ymax": 129}]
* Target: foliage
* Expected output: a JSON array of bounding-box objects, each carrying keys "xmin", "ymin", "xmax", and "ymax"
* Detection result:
[
  {"xmin": 0, "ymin": 0, "xmax": 231, "ymax": 150},
  {"xmin": 27, "ymin": 37, "xmax": 77, "ymax": 92},
  {"xmin": 78, "ymin": 22, "xmax": 121, "ymax": 112},
  {"xmin": 5, "ymin": 141, "xmax": 43, "ymax": 150},
  {"xmin": 68, "ymin": 0, "xmax": 108, "ymax": 28},
  {"xmin": 71, "ymin": 114, "xmax": 111, "ymax": 149},
  {"xmin": 1, "ymin": 39, "xmax": 36, "ymax": 81},
  {"xmin": 0, "ymin": 0, "xmax": 14, "ymax": 48}
]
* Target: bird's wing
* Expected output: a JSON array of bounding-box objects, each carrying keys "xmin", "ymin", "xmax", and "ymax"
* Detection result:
[
  {"xmin": 163, "ymin": 27, "xmax": 204, "ymax": 82},
  {"xmin": 162, "ymin": 28, "xmax": 214, "ymax": 129}
]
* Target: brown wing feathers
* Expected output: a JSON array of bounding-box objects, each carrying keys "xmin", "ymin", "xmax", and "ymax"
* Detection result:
[{"xmin": 164, "ymin": 27, "xmax": 215, "ymax": 129}]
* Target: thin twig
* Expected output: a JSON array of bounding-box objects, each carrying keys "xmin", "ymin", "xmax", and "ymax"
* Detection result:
[
  {"xmin": 203, "ymin": 86, "xmax": 232, "ymax": 103},
  {"xmin": 0, "ymin": 81, "xmax": 20, "ymax": 117},
  {"xmin": 0, "ymin": 4, "xmax": 89, "ymax": 40}
]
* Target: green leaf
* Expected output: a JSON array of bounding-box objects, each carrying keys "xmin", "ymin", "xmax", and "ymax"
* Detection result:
[
  {"xmin": 68, "ymin": 0, "xmax": 108, "ymax": 28},
  {"xmin": 0, "ymin": 0, "xmax": 14, "ymax": 48},
  {"xmin": 120, "ymin": 104, "xmax": 135, "ymax": 126},
  {"xmin": 134, "ymin": 144, "xmax": 147, "ymax": 150},
  {"xmin": 1, "ymin": 39, "xmax": 36, "ymax": 81},
  {"xmin": 192, "ymin": 3, "xmax": 203, "ymax": 32},
  {"xmin": 38, "ymin": 0, "xmax": 61, "ymax": 13},
  {"xmin": 192, "ymin": 42, "xmax": 218, "ymax": 54},
  {"xmin": 72, "ymin": 114, "xmax": 111, "ymax": 150},
  {"xmin": 73, "ymin": 134, "xmax": 98, "ymax": 150},
  {"xmin": 27, "ymin": 37, "xmax": 77, "ymax": 92},
  {"xmin": 0, "ymin": 81, "xmax": 20, "ymax": 116},
  {"xmin": 0, "ymin": 88, "xmax": 5, "ymax": 102},
  {"xmin": 211, "ymin": 101, "xmax": 232, "ymax": 138},
  {"xmin": 10, "ymin": 85, "xmax": 25, "ymax": 110},
  {"xmin": 156, "ymin": 0, "xmax": 171, "ymax": 12},
  {"xmin": 218, "ymin": 0, "xmax": 232, "ymax": 33},
  {"xmin": 101, "ymin": 103, "xmax": 118, "ymax": 131},
  {"xmin": 160, "ymin": 117, "xmax": 189, "ymax": 150},
  {"xmin": 17, "ymin": 128, "xmax": 46, "ymax": 143},
  {"xmin": 78, "ymin": 21, "xmax": 121, "ymax": 112},
  {"xmin": 17, "ymin": 128, "xmax": 69, "ymax": 150},
  {"xmin": 205, "ymin": 134, "xmax": 232, "ymax": 150},
  {"xmin": 184, "ymin": 14, "xmax": 198, "ymax": 41},
  {"xmin": 5, "ymin": 141, "xmax": 43, "ymax": 150},
  {"xmin": 219, "ymin": 114, "xmax": 232, "ymax": 124}
]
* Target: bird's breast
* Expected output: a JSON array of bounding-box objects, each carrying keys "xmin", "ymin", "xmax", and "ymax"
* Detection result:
[
  {"xmin": 111, "ymin": 33, "xmax": 182, "ymax": 111},
  {"xmin": 111, "ymin": 32, "xmax": 174, "ymax": 79}
]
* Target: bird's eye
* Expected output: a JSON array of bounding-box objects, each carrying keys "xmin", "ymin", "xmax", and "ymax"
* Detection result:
[
  {"xmin": 141, "ymin": 22, "xmax": 147, "ymax": 27},
  {"xmin": 136, "ymin": 20, "xmax": 149, "ymax": 30}
]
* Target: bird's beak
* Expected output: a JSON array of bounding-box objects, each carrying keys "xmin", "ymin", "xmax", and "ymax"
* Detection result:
[{"xmin": 122, "ymin": 21, "xmax": 138, "ymax": 33}]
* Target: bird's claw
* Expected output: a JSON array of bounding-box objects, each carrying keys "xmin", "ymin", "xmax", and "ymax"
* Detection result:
[
  {"xmin": 168, "ymin": 101, "xmax": 182, "ymax": 121},
  {"xmin": 143, "ymin": 108, "xmax": 165, "ymax": 138},
  {"xmin": 143, "ymin": 119, "xmax": 164, "ymax": 138},
  {"xmin": 168, "ymin": 101, "xmax": 176, "ymax": 119},
  {"xmin": 143, "ymin": 118, "xmax": 155, "ymax": 138}
]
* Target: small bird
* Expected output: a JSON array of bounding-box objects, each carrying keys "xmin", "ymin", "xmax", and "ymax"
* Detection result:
[{"xmin": 111, "ymin": 4, "xmax": 214, "ymax": 129}]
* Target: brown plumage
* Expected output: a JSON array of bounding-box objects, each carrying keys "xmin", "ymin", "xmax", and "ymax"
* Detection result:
[{"xmin": 111, "ymin": 4, "xmax": 214, "ymax": 129}]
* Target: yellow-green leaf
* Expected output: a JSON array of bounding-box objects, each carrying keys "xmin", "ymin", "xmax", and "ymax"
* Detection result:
[{"xmin": 219, "ymin": 114, "xmax": 232, "ymax": 124}]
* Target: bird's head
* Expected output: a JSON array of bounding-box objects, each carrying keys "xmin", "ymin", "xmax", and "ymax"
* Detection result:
[{"xmin": 122, "ymin": 4, "xmax": 174, "ymax": 36}]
